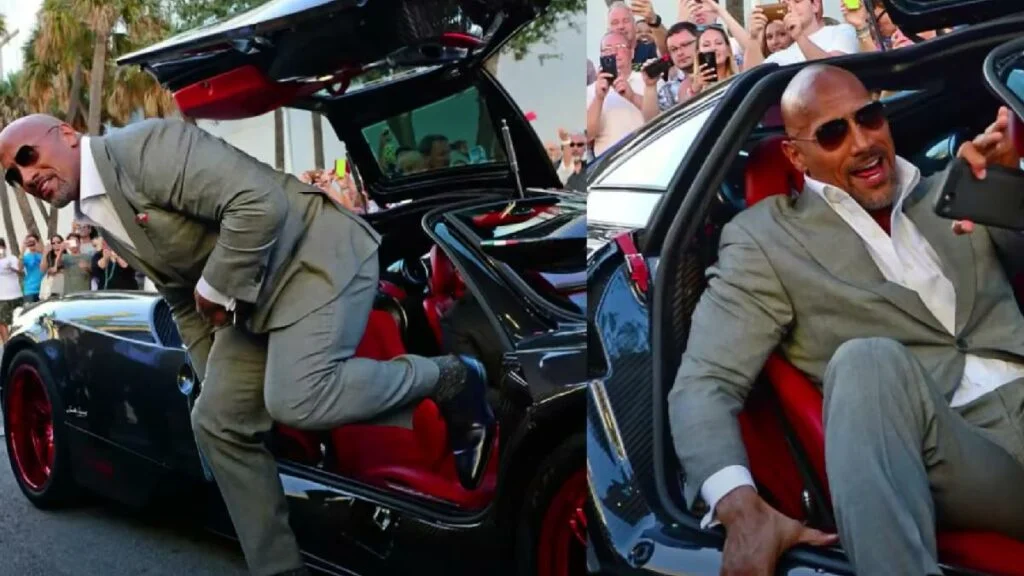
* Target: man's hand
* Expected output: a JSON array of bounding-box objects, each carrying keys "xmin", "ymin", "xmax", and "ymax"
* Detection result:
[
  {"xmin": 717, "ymin": 487, "xmax": 838, "ymax": 576},
  {"xmin": 194, "ymin": 288, "xmax": 231, "ymax": 327},
  {"xmin": 631, "ymin": 0, "xmax": 656, "ymax": 23},
  {"xmin": 595, "ymin": 72, "xmax": 613, "ymax": 101},
  {"xmin": 613, "ymin": 74, "xmax": 636, "ymax": 100},
  {"xmin": 953, "ymin": 106, "xmax": 1022, "ymax": 235},
  {"xmin": 641, "ymin": 58, "xmax": 660, "ymax": 87},
  {"xmin": 748, "ymin": 6, "xmax": 768, "ymax": 39},
  {"xmin": 783, "ymin": 11, "xmax": 805, "ymax": 40}
]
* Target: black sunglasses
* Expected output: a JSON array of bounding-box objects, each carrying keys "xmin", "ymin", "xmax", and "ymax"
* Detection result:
[
  {"xmin": 788, "ymin": 101, "xmax": 887, "ymax": 150},
  {"xmin": 5, "ymin": 125, "xmax": 59, "ymax": 189}
]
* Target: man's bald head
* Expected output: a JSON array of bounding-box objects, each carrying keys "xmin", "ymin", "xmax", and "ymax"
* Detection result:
[
  {"xmin": 780, "ymin": 65, "xmax": 870, "ymax": 135},
  {"xmin": 0, "ymin": 113, "xmax": 83, "ymax": 208},
  {"xmin": 779, "ymin": 64, "xmax": 898, "ymax": 211}
]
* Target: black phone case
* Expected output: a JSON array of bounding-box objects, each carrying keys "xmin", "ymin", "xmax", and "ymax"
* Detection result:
[
  {"xmin": 698, "ymin": 52, "xmax": 718, "ymax": 82},
  {"xmin": 933, "ymin": 158, "xmax": 1024, "ymax": 231},
  {"xmin": 599, "ymin": 55, "xmax": 617, "ymax": 79}
]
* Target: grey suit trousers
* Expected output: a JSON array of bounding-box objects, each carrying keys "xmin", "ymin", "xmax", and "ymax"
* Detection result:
[
  {"xmin": 189, "ymin": 255, "xmax": 441, "ymax": 575},
  {"xmin": 823, "ymin": 338, "xmax": 1024, "ymax": 576}
]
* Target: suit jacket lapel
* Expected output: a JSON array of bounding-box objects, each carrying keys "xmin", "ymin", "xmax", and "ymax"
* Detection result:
[
  {"xmin": 902, "ymin": 178, "xmax": 976, "ymax": 334},
  {"xmin": 88, "ymin": 137, "xmax": 186, "ymax": 286},
  {"xmin": 783, "ymin": 188, "xmax": 948, "ymax": 334}
]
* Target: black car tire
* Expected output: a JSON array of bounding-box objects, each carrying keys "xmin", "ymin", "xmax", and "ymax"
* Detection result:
[
  {"xmin": 515, "ymin": 432, "xmax": 586, "ymax": 576},
  {"xmin": 3, "ymin": 349, "xmax": 79, "ymax": 508}
]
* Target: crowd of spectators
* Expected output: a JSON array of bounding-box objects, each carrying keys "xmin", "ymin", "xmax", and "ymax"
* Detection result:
[{"xmin": 585, "ymin": 0, "xmax": 954, "ymax": 158}]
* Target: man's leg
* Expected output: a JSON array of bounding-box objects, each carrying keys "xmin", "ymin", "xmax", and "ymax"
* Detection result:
[
  {"xmin": 191, "ymin": 325, "xmax": 305, "ymax": 576},
  {"xmin": 263, "ymin": 255, "xmax": 494, "ymax": 487},
  {"xmin": 823, "ymin": 337, "xmax": 1024, "ymax": 576}
]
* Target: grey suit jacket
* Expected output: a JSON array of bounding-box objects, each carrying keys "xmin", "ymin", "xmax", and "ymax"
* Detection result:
[
  {"xmin": 88, "ymin": 119, "xmax": 380, "ymax": 369},
  {"xmin": 668, "ymin": 169, "xmax": 1024, "ymax": 510}
]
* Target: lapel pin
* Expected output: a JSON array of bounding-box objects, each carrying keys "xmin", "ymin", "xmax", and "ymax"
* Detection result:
[{"xmin": 135, "ymin": 213, "xmax": 149, "ymax": 226}]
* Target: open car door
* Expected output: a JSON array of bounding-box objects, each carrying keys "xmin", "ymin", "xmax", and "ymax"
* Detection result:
[
  {"xmin": 118, "ymin": 0, "xmax": 561, "ymax": 204},
  {"xmin": 880, "ymin": 0, "xmax": 1024, "ymax": 34},
  {"xmin": 117, "ymin": 0, "xmax": 547, "ymax": 121}
]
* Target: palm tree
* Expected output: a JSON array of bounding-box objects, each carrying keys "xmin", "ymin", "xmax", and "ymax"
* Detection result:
[{"xmin": 0, "ymin": 72, "xmax": 31, "ymax": 251}]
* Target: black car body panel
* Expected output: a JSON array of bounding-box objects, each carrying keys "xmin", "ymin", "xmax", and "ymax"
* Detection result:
[
  {"xmin": 880, "ymin": 0, "xmax": 1022, "ymax": 34},
  {"xmin": 587, "ymin": 13, "xmax": 1024, "ymax": 576}
]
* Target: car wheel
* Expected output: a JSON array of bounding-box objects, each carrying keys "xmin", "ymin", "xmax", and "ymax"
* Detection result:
[
  {"xmin": 515, "ymin": 433, "xmax": 586, "ymax": 576},
  {"xmin": 3, "ymin": 350, "xmax": 78, "ymax": 508}
]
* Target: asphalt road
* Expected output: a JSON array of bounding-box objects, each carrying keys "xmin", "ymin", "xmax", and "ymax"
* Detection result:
[{"xmin": 0, "ymin": 441, "xmax": 249, "ymax": 576}]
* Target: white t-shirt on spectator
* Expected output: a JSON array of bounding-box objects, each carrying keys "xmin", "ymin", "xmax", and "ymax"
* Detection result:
[
  {"xmin": 0, "ymin": 255, "xmax": 21, "ymax": 301},
  {"xmin": 586, "ymin": 71, "xmax": 647, "ymax": 157},
  {"xmin": 765, "ymin": 24, "xmax": 859, "ymax": 65}
]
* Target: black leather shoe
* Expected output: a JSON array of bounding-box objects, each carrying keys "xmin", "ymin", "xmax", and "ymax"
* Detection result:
[
  {"xmin": 436, "ymin": 356, "xmax": 496, "ymax": 490},
  {"xmin": 271, "ymin": 568, "xmax": 309, "ymax": 576}
]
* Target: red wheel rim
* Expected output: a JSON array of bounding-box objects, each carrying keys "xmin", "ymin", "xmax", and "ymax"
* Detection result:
[
  {"xmin": 7, "ymin": 365, "xmax": 55, "ymax": 492},
  {"xmin": 537, "ymin": 468, "xmax": 587, "ymax": 576}
]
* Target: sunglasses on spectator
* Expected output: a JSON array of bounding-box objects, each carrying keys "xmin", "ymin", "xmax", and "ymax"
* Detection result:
[
  {"xmin": 786, "ymin": 101, "xmax": 887, "ymax": 150},
  {"xmin": 696, "ymin": 24, "xmax": 726, "ymax": 33},
  {"xmin": 5, "ymin": 126, "xmax": 60, "ymax": 189}
]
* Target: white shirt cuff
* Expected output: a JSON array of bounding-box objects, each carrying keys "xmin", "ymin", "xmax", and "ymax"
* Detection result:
[
  {"xmin": 699, "ymin": 465, "xmax": 756, "ymax": 529},
  {"xmin": 196, "ymin": 277, "xmax": 236, "ymax": 312}
]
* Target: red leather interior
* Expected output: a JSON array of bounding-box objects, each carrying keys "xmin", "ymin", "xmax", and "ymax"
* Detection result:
[
  {"xmin": 274, "ymin": 308, "xmax": 497, "ymax": 509},
  {"xmin": 735, "ymin": 136, "xmax": 1024, "ymax": 574},
  {"xmin": 471, "ymin": 205, "xmax": 549, "ymax": 228},
  {"xmin": 423, "ymin": 246, "xmax": 466, "ymax": 346}
]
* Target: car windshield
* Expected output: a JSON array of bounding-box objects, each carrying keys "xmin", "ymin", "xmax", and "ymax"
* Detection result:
[
  {"xmin": 362, "ymin": 85, "xmax": 507, "ymax": 179},
  {"xmin": 454, "ymin": 197, "xmax": 586, "ymax": 315}
]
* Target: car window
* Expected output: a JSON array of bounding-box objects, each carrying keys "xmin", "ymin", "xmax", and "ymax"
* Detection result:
[
  {"xmin": 361, "ymin": 86, "xmax": 505, "ymax": 179},
  {"xmin": 593, "ymin": 104, "xmax": 716, "ymax": 190}
]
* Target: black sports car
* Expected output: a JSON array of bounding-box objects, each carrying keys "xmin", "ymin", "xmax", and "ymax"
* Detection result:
[
  {"xmin": 587, "ymin": 1, "xmax": 1024, "ymax": 574},
  {"xmin": 0, "ymin": 1, "xmax": 586, "ymax": 575}
]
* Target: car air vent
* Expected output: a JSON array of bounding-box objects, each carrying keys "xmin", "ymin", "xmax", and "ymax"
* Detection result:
[{"xmin": 152, "ymin": 299, "xmax": 183, "ymax": 349}]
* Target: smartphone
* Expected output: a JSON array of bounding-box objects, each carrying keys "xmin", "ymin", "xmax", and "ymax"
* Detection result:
[
  {"xmin": 842, "ymin": 0, "xmax": 861, "ymax": 10},
  {"xmin": 600, "ymin": 54, "xmax": 618, "ymax": 80},
  {"xmin": 335, "ymin": 157, "xmax": 347, "ymax": 175},
  {"xmin": 933, "ymin": 158, "xmax": 1024, "ymax": 230},
  {"xmin": 643, "ymin": 56, "xmax": 671, "ymax": 79},
  {"xmin": 762, "ymin": 3, "xmax": 787, "ymax": 21},
  {"xmin": 698, "ymin": 52, "xmax": 718, "ymax": 83}
]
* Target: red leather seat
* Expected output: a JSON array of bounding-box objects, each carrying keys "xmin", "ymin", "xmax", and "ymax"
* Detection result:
[
  {"xmin": 423, "ymin": 246, "xmax": 465, "ymax": 346},
  {"xmin": 330, "ymin": 308, "xmax": 497, "ymax": 509},
  {"xmin": 737, "ymin": 135, "xmax": 1024, "ymax": 575},
  {"xmin": 274, "ymin": 308, "xmax": 497, "ymax": 509}
]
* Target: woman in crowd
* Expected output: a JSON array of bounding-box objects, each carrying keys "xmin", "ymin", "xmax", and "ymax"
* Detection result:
[
  {"xmin": 91, "ymin": 241, "xmax": 140, "ymax": 291},
  {"xmin": 762, "ymin": 18, "xmax": 794, "ymax": 57},
  {"xmin": 685, "ymin": 26, "xmax": 739, "ymax": 99},
  {"xmin": 40, "ymin": 234, "xmax": 65, "ymax": 299}
]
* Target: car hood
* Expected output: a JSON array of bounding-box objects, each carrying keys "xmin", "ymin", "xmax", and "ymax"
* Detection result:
[
  {"xmin": 880, "ymin": 0, "xmax": 1024, "ymax": 34},
  {"xmin": 117, "ymin": 0, "xmax": 562, "ymax": 202}
]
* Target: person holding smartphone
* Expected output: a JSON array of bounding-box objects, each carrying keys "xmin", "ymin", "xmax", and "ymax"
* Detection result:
[
  {"xmin": 745, "ymin": 0, "xmax": 859, "ymax": 68},
  {"xmin": 17, "ymin": 234, "xmax": 43, "ymax": 303},
  {"xmin": 588, "ymin": 30, "xmax": 646, "ymax": 156},
  {"xmin": 641, "ymin": 21, "xmax": 699, "ymax": 121},
  {"xmin": 685, "ymin": 26, "xmax": 739, "ymax": 99}
]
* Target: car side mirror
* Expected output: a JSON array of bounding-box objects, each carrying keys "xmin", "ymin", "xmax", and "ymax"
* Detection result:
[{"xmin": 984, "ymin": 37, "xmax": 1024, "ymax": 157}]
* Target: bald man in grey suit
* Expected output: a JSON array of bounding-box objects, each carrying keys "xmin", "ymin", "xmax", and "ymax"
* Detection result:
[
  {"xmin": 0, "ymin": 115, "xmax": 495, "ymax": 576},
  {"xmin": 669, "ymin": 65, "xmax": 1024, "ymax": 575}
]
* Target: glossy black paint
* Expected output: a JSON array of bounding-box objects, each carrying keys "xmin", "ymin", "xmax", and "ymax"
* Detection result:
[
  {"xmin": 587, "ymin": 14, "xmax": 1024, "ymax": 576},
  {"xmin": 0, "ymin": 195, "xmax": 586, "ymax": 576}
]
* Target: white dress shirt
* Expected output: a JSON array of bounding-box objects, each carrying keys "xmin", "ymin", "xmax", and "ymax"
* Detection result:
[
  {"xmin": 700, "ymin": 155, "xmax": 1024, "ymax": 528},
  {"xmin": 76, "ymin": 136, "xmax": 233, "ymax": 309}
]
